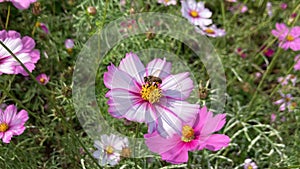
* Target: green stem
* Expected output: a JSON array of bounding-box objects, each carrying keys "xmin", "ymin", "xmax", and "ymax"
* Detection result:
[
  {"xmin": 247, "ymin": 48, "xmax": 282, "ymax": 113},
  {"xmin": 134, "ymin": 123, "xmax": 141, "ymax": 168},
  {"xmin": 5, "ymin": 4, "xmax": 10, "ymax": 30}
]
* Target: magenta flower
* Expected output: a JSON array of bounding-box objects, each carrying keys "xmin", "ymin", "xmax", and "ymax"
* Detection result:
[
  {"xmin": 93, "ymin": 134, "xmax": 124, "ymax": 166},
  {"xmin": 0, "ymin": 0, "xmax": 36, "ymax": 10},
  {"xmin": 0, "ymin": 30, "xmax": 40, "ymax": 76},
  {"xmin": 195, "ymin": 25, "xmax": 226, "ymax": 37},
  {"xmin": 236, "ymin": 48, "xmax": 247, "ymax": 58},
  {"xmin": 181, "ymin": 0, "xmax": 212, "ymax": 27},
  {"xmin": 273, "ymin": 91, "xmax": 293, "ymax": 112},
  {"xmin": 36, "ymin": 73, "xmax": 50, "ymax": 85},
  {"xmin": 244, "ymin": 159, "xmax": 258, "ymax": 169},
  {"xmin": 35, "ymin": 22, "xmax": 50, "ymax": 34},
  {"xmin": 271, "ymin": 23, "xmax": 300, "ymax": 51},
  {"xmin": 158, "ymin": 0, "xmax": 177, "ymax": 6},
  {"xmin": 294, "ymin": 55, "xmax": 300, "ymax": 71},
  {"xmin": 280, "ymin": 3, "xmax": 287, "ymax": 10},
  {"xmin": 144, "ymin": 106, "xmax": 230, "ymax": 164},
  {"xmin": 65, "ymin": 39, "xmax": 74, "ymax": 53},
  {"xmin": 104, "ymin": 52, "xmax": 199, "ymax": 137},
  {"xmin": 0, "ymin": 104, "xmax": 29, "ymax": 143}
]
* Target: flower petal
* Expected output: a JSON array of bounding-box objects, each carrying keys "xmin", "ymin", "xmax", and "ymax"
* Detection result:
[
  {"xmin": 103, "ymin": 64, "xmax": 140, "ymax": 90},
  {"xmin": 118, "ymin": 52, "xmax": 146, "ymax": 84},
  {"xmin": 200, "ymin": 134, "xmax": 230, "ymax": 151},
  {"xmin": 3, "ymin": 105, "xmax": 17, "ymax": 124},
  {"xmin": 146, "ymin": 58, "xmax": 172, "ymax": 79},
  {"xmin": 161, "ymin": 72, "xmax": 194, "ymax": 100}
]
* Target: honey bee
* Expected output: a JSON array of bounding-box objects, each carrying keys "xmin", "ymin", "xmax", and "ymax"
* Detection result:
[
  {"xmin": 144, "ymin": 75, "xmax": 162, "ymax": 84},
  {"xmin": 144, "ymin": 70, "xmax": 162, "ymax": 87}
]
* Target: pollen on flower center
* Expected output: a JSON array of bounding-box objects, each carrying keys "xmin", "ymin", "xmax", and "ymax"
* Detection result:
[
  {"xmin": 189, "ymin": 10, "xmax": 199, "ymax": 18},
  {"xmin": 39, "ymin": 78, "xmax": 45, "ymax": 84},
  {"xmin": 0, "ymin": 122, "xmax": 9, "ymax": 132},
  {"xmin": 286, "ymin": 34, "xmax": 294, "ymax": 41},
  {"xmin": 247, "ymin": 166, "xmax": 253, "ymax": 169},
  {"xmin": 105, "ymin": 145, "xmax": 114, "ymax": 154},
  {"xmin": 205, "ymin": 28, "xmax": 215, "ymax": 34},
  {"xmin": 140, "ymin": 83, "xmax": 162, "ymax": 104},
  {"xmin": 181, "ymin": 125, "xmax": 195, "ymax": 142}
]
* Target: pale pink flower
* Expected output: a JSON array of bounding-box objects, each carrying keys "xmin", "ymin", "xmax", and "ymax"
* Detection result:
[
  {"xmin": 230, "ymin": 3, "xmax": 248, "ymax": 13},
  {"xmin": 181, "ymin": 0, "xmax": 212, "ymax": 27},
  {"xmin": 244, "ymin": 158, "xmax": 258, "ymax": 169},
  {"xmin": 195, "ymin": 25, "xmax": 226, "ymax": 37},
  {"xmin": 266, "ymin": 2, "xmax": 273, "ymax": 17},
  {"xmin": 104, "ymin": 52, "xmax": 199, "ymax": 137},
  {"xmin": 64, "ymin": 39, "xmax": 74, "ymax": 53},
  {"xmin": 277, "ymin": 74, "xmax": 297, "ymax": 86},
  {"xmin": 226, "ymin": 0, "xmax": 237, "ymax": 2},
  {"xmin": 294, "ymin": 55, "xmax": 300, "ymax": 71},
  {"xmin": 0, "ymin": 30, "xmax": 40, "ymax": 76},
  {"xmin": 0, "ymin": 105, "xmax": 29, "ymax": 143},
  {"xmin": 271, "ymin": 23, "xmax": 300, "ymax": 51},
  {"xmin": 36, "ymin": 73, "xmax": 50, "ymax": 85},
  {"xmin": 273, "ymin": 91, "xmax": 293, "ymax": 112},
  {"xmin": 0, "ymin": 0, "xmax": 36, "ymax": 10},
  {"xmin": 271, "ymin": 113, "xmax": 276, "ymax": 123},
  {"xmin": 144, "ymin": 106, "xmax": 230, "ymax": 164},
  {"xmin": 158, "ymin": 0, "xmax": 177, "ymax": 6},
  {"xmin": 93, "ymin": 134, "xmax": 124, "ymax": 166}
]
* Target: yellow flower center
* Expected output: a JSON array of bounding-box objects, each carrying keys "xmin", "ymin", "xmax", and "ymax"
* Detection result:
[
  {"xmin": 164, "ymin": 0, "xmax": 170, "ymax": 2},
  {"xmin": 286, "ymin": 34, "xmax": 294, "ymax": 41},
  {"xmin": 39, "ymin": 78, "xmax": 45, "ymax": 84},
  {"xmin": 247, "ymin": 165, "xmax": 253, "ymax": 169},
  {"xmin": 140, "ymin": 83, "xmax": 162, "ymax": 104},
  {"xmin": 35, "ymin": 22, "xmax": 41, "ymax": 27},
  {"xmin": 121, "ymin": 147, "xmax": 131, "ymax": 158},
  {"xmin": 181, "ymin": 125, "xmax": 195, "ymax": 142},
  {"xmin": 205, "ymin": 28, "xmax": 215, "ymax": 34},
  {"xmin": 189, "ymin": 10, "xmax": 199, "ymax": 18},
  {"xmin": 105, "ymin": 145, "xmax": 114, "ymax": 155},
  {"xmin": 285, "ymin": 97, "xmax": 291, "ymax": 102},
  {"xmin": 0, "ymin": 122, "xmax": 9, "ymax": 132}
]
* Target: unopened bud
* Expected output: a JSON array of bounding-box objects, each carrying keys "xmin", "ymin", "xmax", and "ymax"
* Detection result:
[
  {"xmin": 87, "ymin": 6, "xmax": 97, "ymax": 15},
  {"xmin": 32, "ymin": 2, "xmax": 41, "ymax": 15}
]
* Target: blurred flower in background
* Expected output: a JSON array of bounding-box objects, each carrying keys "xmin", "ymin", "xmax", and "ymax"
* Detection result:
[
  {"xmin": 294, "ymin": 55, "xmax": 300, "ymax": 71},
  {"xmin": 271, "ymin": 23, "xmax": 300, "ymax": 51},
  {"xmin": 181, "ymin": 0, "xmax": 212, "ymax": 27},
  {"xmin": 244, "ymin": 158, "xmax": 258, "ymax": 169},
  {"xmin": 273, "ymin": 91, "xmax": 293, "ymax": 112},
  {"xmin": 0, "ymin": 104, "xmax": 29, "ymax": 143},
  {"xmin": 157, "ymin": 0, "xmax": 177, "ymax": 6},
  {"xmin": 0, "ymin": 30, "xmax": 40, "ymax": 76},
  {"xmin": 65, "ymin": 39, "xmax": 74, "ymax": 54},
  {"xmin": 36, "ymin": 73, "xmax": 50, "ymax": 85},
  {"xmin": 195, "ymin": 25, "xmax": 226, "ymax": 37},
  {"xmin": 35, "ymin": 22, "xmax": 50, "ymax": 34},
  {"xmin": 0, "ymin": 0, "xmax": 36, "ymax": 10}
]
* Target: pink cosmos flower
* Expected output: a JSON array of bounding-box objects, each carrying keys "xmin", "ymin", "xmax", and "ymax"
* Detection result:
[
  {"xmin": 294, "ymin": 55, "xmax": 300, "ymax": 71},
  {"xmin": 195, "ymin": 25, "xmax": 226, "ymax": 37},
  {"xmin": 104, "ymin": 52, "xmax": 199, "ymax": 137},
  {"xmin": 226, "ymin": 0, "xmax": 237, "ymax": 2},
  {"xmin": 244, "ymin": 158, "xmax": 258, "ymax": 169},
  {"xmin": 0, "ymin": 0, "xmax": 36, "ymax": 10},
  {"xmin": 35, "ymin": 22, "xmax": 50, "ymax": 34},
  {"xmin": 280, "ymin": 3, "xmax": 287, "ymax": 10},
  {"xmin": 271, "ymin": 113, "xmax": 276, "ymax": 123},
  {"xmin": 36, "ymin": 73, "xmax": 50, "ymax": 85},
  {"xmin": 273, "ymin": 91, "xmax": 293, "ymax": 112},
  {"xmin": 181, "ymin": 0, "xmax": 212, "ymax": 27},
  {"xmin": 65, "ymin": 39, "xmax": 74, "ymax": 53},
  {"xmin": 0, "ymin": 30, "xmax": 40, "ymax": 76},
  {"xmin": 144, "ymin": 106, "xmax": 230, "ymax": 164},
  {"xmin": 0, "ymin": 104, "xmax": 29, "ymax": 143},
  {"xmin": 93, "ymin": 134, "xmax": 124, "ymax": 166},
  {"xmin": 271, "ymin": 23, "xmax": 300, "ymax": 51},
  {"xmin": 158, "ymin": 0, "xmax": 177, "ymax": 6},
  {"xmin": 277, "ymin": 74, "xmax": 296, "ymax": 86}
]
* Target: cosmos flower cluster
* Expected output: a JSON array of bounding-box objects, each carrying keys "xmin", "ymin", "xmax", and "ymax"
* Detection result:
[{"xmin": 100, "ymin": 52, "xmax": 230, "ymax": 165}]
